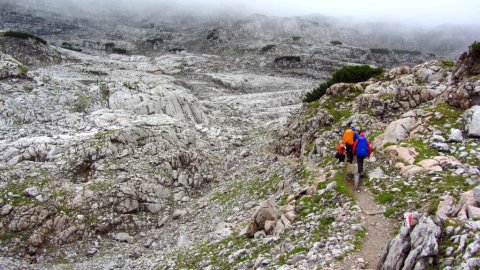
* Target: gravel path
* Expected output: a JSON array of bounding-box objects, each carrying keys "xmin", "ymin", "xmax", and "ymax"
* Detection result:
[{"xmin": 335, "ymin": 172, "xmax": 396, "ymax": 270}]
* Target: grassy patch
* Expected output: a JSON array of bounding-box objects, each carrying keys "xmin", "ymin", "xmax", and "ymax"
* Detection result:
[
  {"xmin": 384, "ymin": 208, "xmax": 395, "ymax": 218},
  {"xmin": 437, "ymin": 59, "xmax": 455, "ymax": 69},
  {"xmin": 400, "ymin": 138, "xmax": 438, "ymax": 163},
  {"xmin": 18, "ymin": 65, "xmax": 29, "ymax": 74},
  {"xmin": 94, "ymin": 130, "xmax": 116, "ymax": 140},
  {"xmin": 353, "ymin": 228, "xmax": 366, "ymax": 250},
  {"xmin": 374, "ymin": 192, "xmax": 394, "ymax": 204},
  {"xmin": 211, "ymin": 173, "xmax": 284, "ymax": 205},
  {"xmin": 333, "ymin": 169, "xmax": 353, "ymax": 199},
  {"xmin": 425, "ymin": 103, "xmax": 463, "ymax": 129}
]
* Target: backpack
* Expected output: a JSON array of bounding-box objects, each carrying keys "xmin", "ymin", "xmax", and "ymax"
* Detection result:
[
  {"xmin": 336, "ymin": 144, "xmax": 345, "ymax": 155},
  {"xmin": 356, "ymin": 137, "xmax": 369, "ymax": 158}
]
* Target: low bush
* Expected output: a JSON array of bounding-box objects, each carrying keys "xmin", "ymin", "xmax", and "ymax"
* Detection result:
[
  {"xmin": 292, "ymin": 36, "xmax": 302, "ymax": 41},
  {"xmin": 303, "ymin": 65, "xmax": 384, "ymax": 103},
  {"xmin": 469, "ymin": 41, "xmax": 480, "ymax": 60},
  {"xmin": 392, "ymin": 49, "xmax": 421, "ymax": 55},
  {"xmin": 330, "ymin": 40, "xmax": 342, "ymax": 46},
  {"xmin": 274, "ymin": 56, "xmax": 301, "ymax": 63},
  {"xmin": 169, "ymin": 47, "xmax": 185, "ymax": 53},
  {"xmin": 61, "ymin": 42, "xmax": 82, "ymax": 52},
  {"xmin": 370, "ymin": 48, "xmax": 391, "ymax": 54},
  {"xmin": 261, "ymin": 44, "xmax": 276, "ymax": 52},
  {"xmin": 3, "ymin": 30, "xmax": 47, "ymax": 45},
  {"xmin": 112, "ymin": 48, "xmax": 127, "ymax": 54}
]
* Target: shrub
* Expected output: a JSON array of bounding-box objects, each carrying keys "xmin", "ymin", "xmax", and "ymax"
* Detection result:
[
  {"xmin": 99, "ymin": 84, "xmax": 110, "ymax": 108},
  {"xmin": 438, "ymin": 59, "xmax": 455, "ymax": 68},
  {"xmin": 206, "ymin": 29, "xmax": 219, "ymax": 40},
  {"xmin": 104, "ymin": 42, "xmax": 115, "ymax": 49},
  {"xmin": 72, "ymin": 93, "xmax": 92, "ymax": 113},
  {"xmin": 146, "ymin": 37, "xmax": 163, "ymax": 44},
  {"xmin": 370, "ymin": 48, "xmax": 391, "ymax": 54},
  {"xmin": 330, "ymin": 40, "xmax": 342, "ymax": 46},
  {"xmin": 3, "ymin": 30, "xmax": 47, "ymax": 45},
  {"xmin": 112, "ymin": 48, "xmax": 127, "ymax": 54},
  {"xmin": 261, "ymin": 44, "xmax": 276, "ymax": 52},
  {"xmin": 274, "ymin": 56, "xmax": 301, "ymax": 63},
  {"xmin": 169, "ymin": 48, "xmax": 185, "ymax": 53},
  {"xmin": 331, "ymin": 65, "xmax": 384, "ymax": 84},
  {"xmin": 392, "ymin": 49, "xmax": 421, "ymax": 55},
  {"xmin": 18, "ymin": 65, "xmax": 29, "ymax": 74},
  {"xmin": 303, "ymin": 65, "xmax": 384, "ymax": 102},
  {"xmin": 469, "ymin": 41, "xmax": 480, "ymax": 60},
  {"xmin": 292, "ymin": 36, "xmax": 302, "ymax": 41},
  {"xmin": 61, "ymin": 42, "xmax": 82, "ymax": 52}
]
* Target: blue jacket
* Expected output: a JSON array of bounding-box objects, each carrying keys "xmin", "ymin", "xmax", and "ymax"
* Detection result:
[{"xmin": 354, "ymin": 137, "xmax": 369, "ymax": 158}]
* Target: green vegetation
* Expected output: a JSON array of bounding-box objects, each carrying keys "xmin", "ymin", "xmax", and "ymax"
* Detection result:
[
  {"xmin": 72, "ymin": 93, "xmax": 92, "ymax": 113},
  {"xmin": 374, "ymin": 191, "xmax": 394, "ymax": 204},
  {"xmin": 169, "ymin": 47, "xmax": 185, "ymax": 53},
  {"xmin": 370, "ymin": 48, "xmax": 391, "ymax": 54},
  {"xmin": 104, "ymin": 42, "xmax": 115, "ymax": 50},
  {"xmin": 61, "ymin": 42, "xmax": 82, "ymax": 52},
  {"xmin": 207, "ymin": 29, "xmax": 219, "ymax": 40},
  {"xmin": 400, "ymin": 139, "xmax": 438, "ymax": 163},
  {"xmin": 438, "ymin": 59, "xmax": 455, "ymax": 68},
  {"xmin": 469, "ymin": 40, "xmax": 480, "ymax": 60},
  {"xmin": 82, "ymin": 69, "xmax": 108, "ymax": 76},
  {"xmin": 261, "ymin": 44, "xmax": 276, "ymax": 52},
  {"xmin": 94, "ymin": 130, "xmax": 116, "ymax": 140},
  {"xmin": 424, "ymin": 103, "xmax": 463, "ymax": 129},
  {"xmin": 392, "ymin": 49, "xmax": 421, "ymax": 55},
  {"xmin": 303, "ymin": 65, "xmax": 384, "ymax": 103},
  {"xmin": 274, "ymin": 56, "xmax": 301, "ymax": 63},
  {"xmin": 353, "ymin": 228, "xmax": 366, "ymax": 250},
  {"xmin": 99, "ymin": 84, "xmax": 110, "ymax": 106},
  {"xmin": 330, "ymin": 40, "xmax": 342, "ymax": 46},
  {"xmin": 332, "ymin": 169, "xmax": 353, "ymax": 199},
  {"xmin": 292, "ymin": 36, "xmax": 302, "ymax": 41},
  {"xmin": 211, "ymin": 173, "xmax": 284, "ymax": 204},
  {"xmin": 18, "ymin": 65, "xmax": 29, "ymax": 74},
  {"xmin": 112, "ymin": 47, "xmax": 127, "ymax": 54},
  {"xmin": 2, "ymin": 30, "xmax": 47, "ymax": 45},
  {"xmin": 384, "ymin": 208, "xmax": 395, "ymax": 218}
]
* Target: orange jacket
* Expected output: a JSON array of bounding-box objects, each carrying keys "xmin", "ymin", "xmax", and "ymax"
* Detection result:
[
  {"xmin": 336, "ymin": 144, "xmax": 346, "ymax": 155},
  {"xmin": 342, "ymin": 129, "xmax": 354, "ymax": 146}
]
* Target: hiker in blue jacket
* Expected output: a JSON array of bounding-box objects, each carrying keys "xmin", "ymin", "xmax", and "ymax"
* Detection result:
[{"xmin": 352, "ymin": 131, "xmax": 373, "ymax": 177}]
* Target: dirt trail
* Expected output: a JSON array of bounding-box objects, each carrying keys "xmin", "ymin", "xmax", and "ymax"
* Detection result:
[{"xmin": 335, "ymin": 171, "xmax": 396, "ymax": 270}]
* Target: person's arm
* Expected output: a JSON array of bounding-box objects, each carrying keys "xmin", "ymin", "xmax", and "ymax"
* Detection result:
[{"xmin": 352, "ymin": 140, "xmax": 358, "ymax": 155}]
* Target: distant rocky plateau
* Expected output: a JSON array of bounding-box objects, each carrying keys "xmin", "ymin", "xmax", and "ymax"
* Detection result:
[{"xmin": 1, "ymin": 2, "xmax": 480, "ymax": 270}]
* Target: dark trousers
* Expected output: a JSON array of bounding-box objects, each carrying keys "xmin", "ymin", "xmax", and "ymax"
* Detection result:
[
  {"xmin": 346, "ymin": 144, "xmax": 353, "ymax": 163},
  {"xmin": 357, "ymin": 156, "xmax": 365, "ymax": 175},
  {"xmin": 335, "ymin": 153, "xmax": 345, "ymax": 163}
]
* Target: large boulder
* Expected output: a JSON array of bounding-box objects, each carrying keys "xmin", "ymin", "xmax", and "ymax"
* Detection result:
[
  {"xmin": 463, "ymin": 106, "xmax": 480, "ymax": 137},
  {"xmin": 0, "ymin": 53, "xmax": 27, "ymax": 80},
  {"xmin": 378, "ymin": 215, "xmax": 440, "ymax": 270},
  {"xmin": 373, "ymin": 110, "xmax": 426, "ymax": 149}
]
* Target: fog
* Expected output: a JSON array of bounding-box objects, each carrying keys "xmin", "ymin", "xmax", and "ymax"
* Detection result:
[{"xmin": 7, "ymin": 0, "xmax": 480, "ymax": 26}]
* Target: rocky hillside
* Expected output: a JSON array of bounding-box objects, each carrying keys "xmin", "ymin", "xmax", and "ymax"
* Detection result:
[{"xmin": 1, "ymin": 3, "xmax": 480, "ymax": 270}]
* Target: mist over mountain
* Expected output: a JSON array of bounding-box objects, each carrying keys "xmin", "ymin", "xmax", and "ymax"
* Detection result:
[
  {"xmin": 1, "ymin": 0, "xmax": 479, "ymax": 58},
  {"xmin": 1, "ymin": 1, "xmax": 480, "ymax": 269}
]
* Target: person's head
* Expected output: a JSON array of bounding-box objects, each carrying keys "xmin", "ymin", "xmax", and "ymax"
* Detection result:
[
  {"xmin": 359, "ymin": 132, "xmax": 365, "ymax": 137},
  {"xmin": 351, "ymin": 126, "xmax": 355, "ymax": 131}
]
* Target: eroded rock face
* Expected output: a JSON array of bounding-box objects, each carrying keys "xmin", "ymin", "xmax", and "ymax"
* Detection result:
[
  {"xmin": 0, "ymin": 53, "xmax": 26, "ymax": 80},
  {"xmin": 373, "ymin": 110, "xmax": 427, "ymax": 149},
  {"xmin": 378, "ymin": 215, "xmax": 441, "ymax": 270},
  {"xmin": 463, "ymin": 105, "xmax": 480, "ymax": 138}
]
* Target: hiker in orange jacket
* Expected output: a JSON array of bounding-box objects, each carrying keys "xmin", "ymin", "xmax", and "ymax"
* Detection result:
[
  {"xmin": 335, "ymin": 141, "xmax": 346, "ymax": 163},
  {"xmin": 352, "ymin": 131, "xmax": 373, "ymax": 177},
  {"xmin": 342, "ymin": 125, "xmax": 358, "ymax": 164}
]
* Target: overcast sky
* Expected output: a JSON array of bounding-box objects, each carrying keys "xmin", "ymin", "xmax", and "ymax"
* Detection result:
[
  {"xmin": 11, "ymin": 0, "xmax": 480, "ymax": 26},
  {"xmin": 122, "ymin": 0, "xmax": 479, "ymax": 26},
  {"xmin": 198, "ymin": 0, "xmax": 480, "ymax": 25}
]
